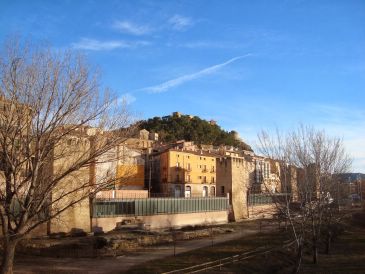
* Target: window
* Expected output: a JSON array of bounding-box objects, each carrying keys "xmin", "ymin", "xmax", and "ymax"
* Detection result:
[
  {"xmin": 210, "ymin": 186, "xmax": 215, "ymax": 197},
  {"xmin": 211, "ymin": 177, "xmax": 215, "ymax": 183},
  {"xmin": 185, "ymin": 186, "xmax": 191, "ymax": 198},
  {"xmin": 202, "ymin": 186, "xmax": 208, "ymax": 197},
  {"xmin": 221, "ymin": 186, "xmax": 225, "ymax": 195}
]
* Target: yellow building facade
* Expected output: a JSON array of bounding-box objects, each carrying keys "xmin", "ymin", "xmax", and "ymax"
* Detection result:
[
  {"xmin": 116, "ymin": 146, "xmax": 145, "ymax": 190},
  {"xmin": 158, "ymin": 149, "xmax": 217, "ymax": 197}
]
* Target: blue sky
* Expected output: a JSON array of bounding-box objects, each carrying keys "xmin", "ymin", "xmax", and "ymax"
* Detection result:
[{"xmin": 1, "ymin": 0, "xmax": 364, "ymax": 172}]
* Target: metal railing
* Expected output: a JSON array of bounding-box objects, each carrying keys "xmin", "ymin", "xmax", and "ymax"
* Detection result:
[{"xmin": 92, "ymin": 196, "xmax": 229, "ymax": 217}]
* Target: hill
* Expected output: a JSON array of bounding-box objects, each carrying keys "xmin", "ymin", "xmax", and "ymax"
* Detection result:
[
  {"xmin": 139, "ymin": 113, "xmax": 253, "ymax": 151},
  {"xmin": 337, "ymin": 173, "xmax": 365, "ymax": 182}
]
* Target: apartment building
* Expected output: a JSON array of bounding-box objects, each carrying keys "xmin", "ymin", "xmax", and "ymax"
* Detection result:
[{"xmin": 148, "ymin": 143, "xmax": 217, "ymax": 197}]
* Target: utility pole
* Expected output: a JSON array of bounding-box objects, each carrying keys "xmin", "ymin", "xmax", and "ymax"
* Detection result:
[{"xmin": 148, "ymin": 155, "xmax": 152, "ymax": 198}]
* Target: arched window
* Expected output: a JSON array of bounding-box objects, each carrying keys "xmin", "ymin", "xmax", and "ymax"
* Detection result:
[
  {"xmin": 185, "ymin": 186, "xmax": 191, "ymax": 198},
  {"xmin": 210, "ymin": 186, "xmax": 215, "ymax": 197},
  {"xmin": 202, "ymin": 186, "xmax": 208, "ymax": 197}
]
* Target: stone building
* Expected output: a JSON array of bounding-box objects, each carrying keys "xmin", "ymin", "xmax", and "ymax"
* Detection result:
[
  {"xmin": 216, "ymin": 155, "xmax": 254, "ymax": 220},
  {"xmin": 49, "ymin": 126, "xmax": 96, "ymax": 233}
]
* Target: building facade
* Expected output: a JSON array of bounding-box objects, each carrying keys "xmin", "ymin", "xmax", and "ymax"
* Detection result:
[{"xmin": 148, "ymin": 147, "xmax": 217, "ymax": 197}]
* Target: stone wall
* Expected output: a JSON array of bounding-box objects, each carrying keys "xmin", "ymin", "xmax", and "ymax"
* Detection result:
[
  {"xmin": 92, "ymin": 210, "xmax": 228, "ymax": 232},
  {"xmin": 248, "ymin": 204, "xmax": 278, "ymax": 219},
  {"xmin": 50, "ymin": 197, "xmax": 91, "ymax": 233},
  {"xmin": 216, "ymin": 156, "xmax": 254, "ymax": 221}
]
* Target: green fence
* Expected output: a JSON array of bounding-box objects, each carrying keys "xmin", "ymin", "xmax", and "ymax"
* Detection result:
[
  {"xmin": 92, "ymin": 196, "xmax": 229, "ymax": 217},
  {"xmin": 248, "ymin": 193, "xmax": 291, "ymax": 206}
]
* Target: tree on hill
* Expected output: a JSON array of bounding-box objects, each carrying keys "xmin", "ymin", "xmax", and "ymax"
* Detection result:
[{"xmin": 139, "ymin": 114, "xmax": 253, "ymax": 151}]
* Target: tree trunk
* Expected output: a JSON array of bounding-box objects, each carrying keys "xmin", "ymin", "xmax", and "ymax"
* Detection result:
[
  {"xmin": 325, "ymin": 231, "xmax": 332, "ymax": 254},
  {"xmin": 293, "ymin": 243, "xmax": 303, "ymax": 274},
  {"xmin": 1, "ymin": 239, "xmax": 17, "ymax": 274},
  {"xmin": 312, "ymin": 240, "xmax": 318, "ymax": 264}
]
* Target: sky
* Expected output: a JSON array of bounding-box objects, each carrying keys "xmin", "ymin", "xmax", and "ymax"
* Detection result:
[{"xmin": 1, "ymin": 0, "xmax": 364, "ymax": 172}]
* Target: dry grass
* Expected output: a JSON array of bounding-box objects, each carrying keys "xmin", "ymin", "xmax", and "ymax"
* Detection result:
[{"xmin": 126, "ymin": 214, "xmax": 365, "ymax": 274}]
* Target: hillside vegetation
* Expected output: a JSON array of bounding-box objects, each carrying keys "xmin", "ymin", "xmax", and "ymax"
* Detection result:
[{"xmin": 139, "ymin": 114, "xmax": 253, "ymax": 151}]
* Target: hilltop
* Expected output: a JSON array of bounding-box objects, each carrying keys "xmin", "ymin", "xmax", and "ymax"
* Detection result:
[
  {"xmin": 337, "ymin": 173, "xmax": 365, "ymax": 182},
  {"xmin": 139, "ymin": 112, "xmax": 253, "ymax": 151}
]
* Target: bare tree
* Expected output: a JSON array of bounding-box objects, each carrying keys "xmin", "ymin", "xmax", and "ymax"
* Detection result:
[
  {"xmin": 258, "ymin": 125, "xmax": 351, "ymax": 272},
  {"xmin": 0, "ymin": 38, "xmax": 135, "ymax": 273}
]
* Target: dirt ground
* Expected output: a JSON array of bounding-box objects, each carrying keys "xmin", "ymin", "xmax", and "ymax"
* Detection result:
[{"xmin": 13, "ymin": 219, "xmax": 271, "ymax": 273}]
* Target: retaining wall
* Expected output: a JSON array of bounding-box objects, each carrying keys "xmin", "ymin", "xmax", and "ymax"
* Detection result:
[{"xmin": 92, "ymin": 210, "xmax": 228, "ymax": 232}]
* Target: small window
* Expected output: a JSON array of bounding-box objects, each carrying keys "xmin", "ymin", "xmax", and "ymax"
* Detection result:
[{"xmin": 221, "ymin": 186, "xmax": 225, "ymax": 195}]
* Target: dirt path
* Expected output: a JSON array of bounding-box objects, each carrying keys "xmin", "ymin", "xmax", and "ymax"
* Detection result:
[{"xmin": 14, "ymin": 226, "xmax": 267, "ymax": 274}]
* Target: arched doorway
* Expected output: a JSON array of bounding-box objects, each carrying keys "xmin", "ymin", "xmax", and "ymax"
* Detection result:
[
  {"xmin": 185, "ymin": 186, "xmax": 191, "ymax": 198},
  {"xmin": 174, "ymin": 185, "xmax": 181, "ymax": 197},
  {"xmin": 210, "ymin": 186, "xmax": 215, "ymax": 197},
  {"xmin": 202, "ymin": 186, "xmax": 208, "ymax": 197}
]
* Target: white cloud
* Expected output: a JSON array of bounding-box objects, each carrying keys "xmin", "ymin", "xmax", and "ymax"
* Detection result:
[
  {"xmin": 175, "ymin": 41, "xmax": 244, "ymax": 49},
  {"xmin": 113, "ymin": 20, "xmax": 151, "ymax": 35},
  {"xmin": 168, "ymin": 15, "xmax": 193, "ymax": 30},
  {"xmin": 72, "ymin": 38, "xmax": 149, "ymax": 51},
  {"xmin": 120, "ymin": 93, "xmax": 136, "ymax": 105},
  {"xmin": 141, "ymin": 55, "xmax": 251, "ymax": 93}
]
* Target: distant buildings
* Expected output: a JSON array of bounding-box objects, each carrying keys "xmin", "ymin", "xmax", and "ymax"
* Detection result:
[{"xmin": 0, "ymin": 99, "xmax": 306, "ymax": 233}]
